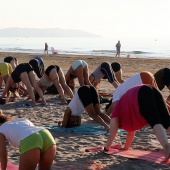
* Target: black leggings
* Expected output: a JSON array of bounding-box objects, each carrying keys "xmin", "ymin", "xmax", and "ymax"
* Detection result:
[
  {"xmin": 100, "ymin": 62, "xmax": 116, "ymax": 83},
  {"xmin": 78, "ymin": 85, "xmax": 99, "ymax": 107},
  {"xmin": 138, "ymin": 85, "xmax": 170, "ymax": 129}
]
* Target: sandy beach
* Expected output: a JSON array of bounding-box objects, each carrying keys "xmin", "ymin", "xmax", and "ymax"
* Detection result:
[{"xmin": 1, "ymin": 52, "xmax": 170, "ymax": 170}]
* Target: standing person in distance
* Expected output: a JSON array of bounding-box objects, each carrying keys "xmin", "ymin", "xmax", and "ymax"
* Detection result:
[{"xmin": 115, "ymin": 40, "xmax": 121, "ymax": 57}]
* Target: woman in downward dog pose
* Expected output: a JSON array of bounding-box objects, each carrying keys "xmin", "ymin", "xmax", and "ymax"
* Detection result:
[
  {"xmin": 104, "ymin": 85, "xmax": 170, "ymax": 163},
  {"xmin": 0, "ymin": 110, "xmax": 56, "ymax": 170},
  {"xmin": 89, "ymin": 62, "xmax": 124, "ymax": 90},
  {"xmin": 65, "ymin": 60, "xmax": 91, "ymax": 92},
  {"xmin": 37, "ymin": 65, "xmax": 73, "ymax": 104},
  {"xmin": 60, "ymin": 85, "xmax": 110, "ymax": 130},
  {"xmin": 1, "ymin": 63, "xmax": 46, "ymax": 105},
  {"xmin": 106, "ymin": 71, "xmax": 170, "ymax": 116}
]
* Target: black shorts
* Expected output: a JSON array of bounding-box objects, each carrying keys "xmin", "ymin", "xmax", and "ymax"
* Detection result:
[
  {"xmin": 29, "ymin": 59, "xmax": 43, "ymax": 78},
  {"xmin": 11, "ymin": 63, "xmax": 33, "ymax": 83},
  {"xmin": 138, "ymin": 85, "xmax": 170, "ymax": 129},
  {"xmin": 45, "ymin": 65, "xmax": 59, "ymax": 76},
  {"xmin": 78, "ymin": 85, "xmax": 99, "ymax": 107}
]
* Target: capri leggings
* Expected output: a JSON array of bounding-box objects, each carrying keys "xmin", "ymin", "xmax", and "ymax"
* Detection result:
[
  {"xmin": 29, "ymin": 59, "xmax": 43, "ymax": 78},
  {"xmin": 138, "ymin": 85, "xmax": 170, "ymax": 129},
  {"xmin": 45, "ymin": 65, "xmax": 59, "ymax": 76},
  {"xmin": 100, "ymin": 62, "xmax": 116, "ymax": 83},
  {"xmin": 11, "ymin": 63, "xmax": 33, "ymax": 83},
  {"xmin": 78, "ymin": 85, "xmax": 99, "ymax": 107}
]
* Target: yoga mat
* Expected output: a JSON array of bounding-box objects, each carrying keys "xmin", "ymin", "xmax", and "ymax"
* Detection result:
[
  {"xmin": 85, "ymin": 144, "xmax": 170, "ymax": 164},
  {"xmin": 45, "ymin": 124, "xmax": 126, "ymax": 135},
  {"xmin": 44, "ymin": 124, "xmax": 109, "ymax": 135},
  {"xmin": 0, "ymin": 162, "xmax": 18, "ymax": 170}
]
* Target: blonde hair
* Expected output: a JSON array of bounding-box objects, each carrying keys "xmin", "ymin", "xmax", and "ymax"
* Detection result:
[{"xmin": 0, "ymin": 110, "xmax": 12, "ymax": 123}]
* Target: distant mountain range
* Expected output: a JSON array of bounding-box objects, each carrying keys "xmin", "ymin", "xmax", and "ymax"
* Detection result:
[{"xmin": 0, "ymin": 27, "xmax": 98, "ymax": 37}]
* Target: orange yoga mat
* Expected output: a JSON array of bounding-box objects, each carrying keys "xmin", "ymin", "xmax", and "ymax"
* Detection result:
[
  {"xmin": 0, "ymin": 162, "xmax": 18, "ymax": 170},
  {"xmin": 85, "ymin": 144, "xmax": 170, "ymax": 165}
]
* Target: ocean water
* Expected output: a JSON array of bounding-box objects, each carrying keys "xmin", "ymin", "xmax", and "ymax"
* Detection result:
[{"xmin": 0, "ymin": 37, "xmax": 170, "ymax": 58}]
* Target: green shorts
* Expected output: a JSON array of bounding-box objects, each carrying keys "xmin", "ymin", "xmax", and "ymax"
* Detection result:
[{"xmin": 19, "ymin": 129, "xmax": 56, "ymax": 154}]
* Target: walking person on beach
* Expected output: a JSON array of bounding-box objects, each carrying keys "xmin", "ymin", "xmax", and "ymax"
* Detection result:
[
  {"xmin": 104, "ymin": 85, "xmax": 170, "ymax": 163},
  {"xmin": 44, "ymin": 43, "xmax": 48, "ymax": 54},
  {"xmin": 89, "ymin": 62, "xmax": 124, "ymax": 90},
  {"xmin": 0, "ymin": 110, "xmax": 56, "ymax": 170},
  {"xmin": 115, "ymin": 40, "xmax": 121, "ymax": 57},
  {"xmin": 65, "ymin": 60, "xmax": 92, "ymax": 92},
  {"xmin": 60, "ymin": 85, "xmax": 110, "ymax": 130},
  {"xmin": 105, "ymin": 71, "xmax": 170, "ymax": 116}
]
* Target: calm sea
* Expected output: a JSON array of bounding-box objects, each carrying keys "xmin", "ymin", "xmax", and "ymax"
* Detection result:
[{"xmin": 0, "ymin": 37, "xmax": 170, "ymax": 58}]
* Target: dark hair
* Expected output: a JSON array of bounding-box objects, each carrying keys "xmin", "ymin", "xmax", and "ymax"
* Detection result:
[
  {"xmin": 111, "ymin": 62, "xmax": 121, "ymax": 72},
  {"xmin": 9, "ymin": 86, "xmax": 18, "ymax": 93},
  {"xmin": 0, "ymin": 110, "xmax": 12, "ymax": 123}
]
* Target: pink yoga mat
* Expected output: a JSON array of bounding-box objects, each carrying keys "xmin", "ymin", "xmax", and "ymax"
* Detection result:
[
  {"xmin": 85, "ymin": 144, "xmax": 170, "ymax": 165},
  {"xmin": 0, "ymin": 162, "xmax": 18, "ymax": 170}
]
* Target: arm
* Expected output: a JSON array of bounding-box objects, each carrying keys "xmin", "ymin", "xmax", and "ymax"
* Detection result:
[
  {"xmin": 1, "ymin": 77, "xmax": 12, "ymax": 98},
  {"xmin": 0, "ymin": 133, "xmax": 7, "ymax": 170},
  {"xmin": 104, "ymin": 118, "xmax": 119, "ymax": 150},
  {"xmin": 61, "ymin": 107, "xmax": 72, "ymax": 127},
  {"xmin": 124, "ymin": 131, "xmax": 135, "ymax": 150}
]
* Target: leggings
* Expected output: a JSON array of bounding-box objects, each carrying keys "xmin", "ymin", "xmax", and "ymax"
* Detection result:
[
  {"xmin": 138, "ymin": 85, "xmax": 170, "ymax": 129},
  {"xmin": 78, "ymin": 85, "xmax": 99, "ymax": 107},
  {"xmin": 100, "ymin": 62, "xmax": 116, "ymax": 83}
]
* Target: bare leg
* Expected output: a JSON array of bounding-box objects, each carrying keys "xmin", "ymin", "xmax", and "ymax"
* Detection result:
[
  {"xmin": 58, "ymin": 68, "xmax": 73, "ymax": 98},
  {"xmin": 19, "ymin": 148, "xmax": 40, "ymax": 170},
  {"xmin": 83, "ymin": 65, "xmax": 91, "ymax": 85},
  {"xmin": 49, "ymin": 69, "xmax": 66, "ymax": 103},
  {"xmin": 153, "ymin": 124, "xmax": 170, "ymax": 162},
  {"xmin": 28, "ymin": 71, "xmax": 46, "ymax": 105},
  {"xmin": 20, "ymin": 72, "xmax": 36, "ymax": 105},
  {"xmin": 115, "ymin": 70, "xmax": 124, "ymax": 84},
  {"xmin": 38, "ymin": 145, "xmax": 56, "ymax": 170}
]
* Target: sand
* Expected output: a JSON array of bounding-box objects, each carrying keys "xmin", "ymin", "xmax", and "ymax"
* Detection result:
[{"xmin": 1, "ymin": 52, "xmax": 170, "ymax": 170}]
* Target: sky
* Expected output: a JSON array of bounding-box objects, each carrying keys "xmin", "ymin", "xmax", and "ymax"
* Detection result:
[{"xmin": 1, "ymin": 0, "xmax": 170, "ymax": 40}]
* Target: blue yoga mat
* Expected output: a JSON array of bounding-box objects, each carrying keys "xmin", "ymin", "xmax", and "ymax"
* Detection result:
[{"xmin": 44, "ymin": 124, "xmax": 126, "ymax": 135}]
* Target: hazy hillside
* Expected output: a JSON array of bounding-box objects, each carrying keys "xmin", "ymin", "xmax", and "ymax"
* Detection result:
[{"xmin": 0, "ymin": 28, "xmax": 98, "ymax": 37}]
